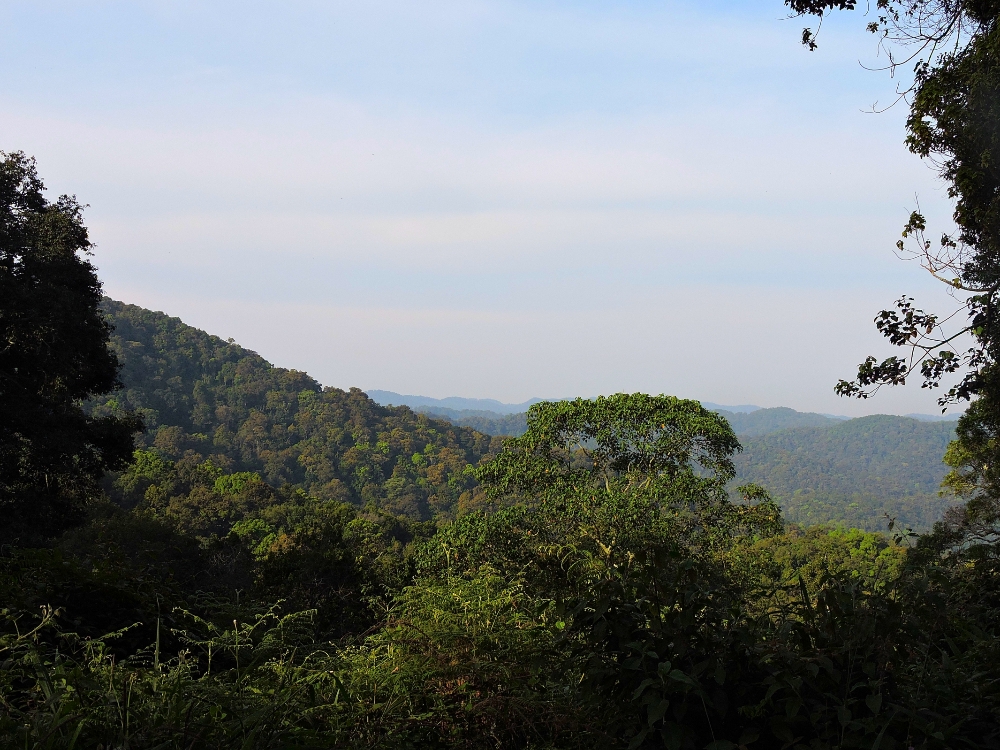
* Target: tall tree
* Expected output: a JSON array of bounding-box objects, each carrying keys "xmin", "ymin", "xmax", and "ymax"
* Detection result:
[
  {"xmin": 0, "ymin": 151, "xmax": 140, "ymax": 538},
  {"xmin": 788, "ymin": 1, "xmax": 1000, "ymax": 541}
]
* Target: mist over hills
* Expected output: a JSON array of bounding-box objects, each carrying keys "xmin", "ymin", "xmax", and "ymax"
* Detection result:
[
  {"xmin": 97, "ymin": 299, "xmax": 961, "ymax": 531},
  {"xmin": 366, "ymin": 390, "xmax": 545, "ymax": 415},
  {"xmin": 373, "ymin": 396, "xmax": 961, "ymax": 532}
]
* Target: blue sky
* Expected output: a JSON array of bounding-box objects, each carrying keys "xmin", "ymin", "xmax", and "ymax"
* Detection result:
[{"xmin": 0, "ymin": 0, "xmax": 964, "ymax": 415}]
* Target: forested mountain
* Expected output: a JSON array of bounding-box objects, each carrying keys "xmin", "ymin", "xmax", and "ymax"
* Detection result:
[
  {"xmin": 89, "ymin": 300, "xmax": 500, "ymax": 520},
  {"xmin": 92, "ymin": 300, "xmax": 958, "ymax": 531},
  {"xmin": 735, "ymin": 416, "xmax": 958, "ymax": 531},
  {"xmin": 420, "ymin": 402, "xmax": 957, "ymax": 531},
  {"xmin": 384, "ymin": 404, "xmax": 843, "ymax": 440},
  {"xmin": 714, "ymin": 406, "xmax": 843, "ymax": 436},
  {"xmin": 414, "ymin": 406, "xmax": 530, "ymax": 436},
  {"xmin": 11, "ymin": 0, "xmax": 1000, "ymax": 741}
]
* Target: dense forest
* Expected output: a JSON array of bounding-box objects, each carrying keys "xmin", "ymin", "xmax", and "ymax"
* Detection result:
[
  {"xmin": 736, "ymin": 416, "xmax": 959, "ymax": 530},
  {"xmin": 91, "ymin": 300, "xmax": 500, "ymax": 521},
  {"xmin": 372, "ymin": 398, "xmax": 845, "ymax": 439},
  {"xmin": 410, "ymin": 405, "xmax": 531, "ymax": 438},
  {"xmin": 7, "ymin": 0, "xmax": 1000, "ymax": 745},
  {"xmin": 3, "ymin": 285, "xmax": 994, "ymax": 747},
  {"xmin": 409, "ymin": 398, "xmax": 959, "ymax": 531},
  {"xmin": 95, "ymin": 300, "xmax": 957, "ymax": 532}
]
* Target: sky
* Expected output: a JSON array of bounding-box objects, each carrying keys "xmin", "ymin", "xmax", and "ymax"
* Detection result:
[{"xmin": 0, "ymin": 0, "xmax": 969, "ymax": 415}]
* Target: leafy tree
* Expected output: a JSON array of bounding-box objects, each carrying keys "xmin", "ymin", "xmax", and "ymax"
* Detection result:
[
  {"xmin": 0, "ymin": 152, "xmax": 140, "ymax": 538},
  {"xmin": 787, "ymin": 1, "xmax": 1000, "ymax": 541},
  {"xmin": 418, "ymin": 396, "xmax": 786, "ymax": 748}
]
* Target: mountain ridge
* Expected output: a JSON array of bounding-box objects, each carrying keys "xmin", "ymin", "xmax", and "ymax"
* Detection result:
[
  {"xmin": 97, "ymin": 299, "xmax": 961, "ymax": 531},
  {"xmin": 91, "ymin": 299, "xmax": 500, "ymax": 521},
  {"xmin": 365, "ymin": 390, "xmax": 547, "ymax": 415}
]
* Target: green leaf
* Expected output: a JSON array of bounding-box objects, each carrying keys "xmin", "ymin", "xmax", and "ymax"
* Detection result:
[
  {"xmin": 769, "ymin": 717, "xmax": 793, "ymax": 744},
  {"xmin": 628, "ymin": 727, "xmax": 650, "ymax": 750},
  {"xmin": 669, "ymin": 669, "xmax": 694, "ymax": 685},
  {"xmin": 784, "ymin": 697, "xmax": 801, "ymax": 718},
  {"xmin": 837, "ymin": 704, "xmax": 852, "ymax": 727},
  {"xmin": 648, "ymin": 698, "xmax": 670, "ymax": 726},
  {"xmin": 738, "ymin": 727, "xmax": 760, "ymax": 745},
  {"xmin": 865, "ymin": 692, "xmax": 882, "ymax": 716},
  {"xmin": 632, "ymin": 678, "xmax": 655, "ymax": 700}
]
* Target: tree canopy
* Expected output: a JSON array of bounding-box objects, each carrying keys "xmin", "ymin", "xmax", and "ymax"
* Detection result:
[
  {"xmin": 8, "ymin": 9, "xmax": 1000, "ymax": 740},
  {"xmin": 0, "ymin": 152, "xmax": 139, "ymax": 538},
  {"xmin": 92, "ymin": 299, "xmax": 500, "ymax": 521}
]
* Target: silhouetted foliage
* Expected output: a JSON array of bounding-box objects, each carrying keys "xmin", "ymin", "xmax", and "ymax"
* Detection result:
[
  {"xmin": 0, "ymin": 152, "xmax": 140, "ymax": 540},
  {"xmin": 794, "ymin": 0, "xmax": 1000, "ymax": 549}
]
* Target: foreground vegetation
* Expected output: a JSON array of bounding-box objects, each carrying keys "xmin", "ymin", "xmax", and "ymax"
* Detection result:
[{"xmin": 4, "ymin": 393, "xmax": 1000, "ymax": 748}]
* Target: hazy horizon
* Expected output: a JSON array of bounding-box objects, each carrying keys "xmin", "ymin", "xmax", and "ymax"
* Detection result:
[
  {"xmin": 362, "ymin": 388, "xmax": 960, "ymax": 420},
  {"xmin": 1, "ymin": 1, "xmax": 966, "ymax": 417}
]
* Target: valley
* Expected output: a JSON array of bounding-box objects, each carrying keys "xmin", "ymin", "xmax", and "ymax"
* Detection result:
[{"xmin": 96, "ymin": 298, "xmax": 959, "ymax": 531}]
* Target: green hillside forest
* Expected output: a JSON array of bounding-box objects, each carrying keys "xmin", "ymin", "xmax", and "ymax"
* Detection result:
[
  {"xmin": 413, "ymin": 399, "xmax": 959, "ymax": 532},
  {"xmin": 10, "ymin": 8, "xmax": 1000, "ymax": 740},
  {"xmin": 91, "ymin": 299, "xmax": 501, "ymax": 522},
  {"xmin": 3, "ymin": 281, "xmax": 985, "ymax": 747},
  {"xmin": 97, "ymin": 299, "xmax": 956, "ymax": 532},
  {"xmin": 411, "ymin": 405, "xmax": 531, "ymax": 438},
  {"xmin": 735, "ymin": 417, "xmax": 959, "ymax": 531}
]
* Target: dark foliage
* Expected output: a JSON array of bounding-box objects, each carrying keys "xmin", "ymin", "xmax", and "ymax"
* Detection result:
[
  {"xmin": 0, "ymin": 153, "xmax": 140, "ymax": 540},
  {"xmin": 779, "ymin": 0, "xmax": 1000, "ymax": 564},
  {"xmin": 3, "ymin": 393, "xmax": 1000, "ymax": 748}
]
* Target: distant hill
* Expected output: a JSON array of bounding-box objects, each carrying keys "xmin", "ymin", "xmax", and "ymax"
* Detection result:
[
  {"xmin": 413, "ymin": 406, "xmax": 530, "ymax": 437},
  {"xmin": 94, "ymin": 306, "xmax": 962, "ymax": 531},
  {"xmin": 715, "ymin": 407, "xmax": 844, "ymax": 437},
  {"xmin": 366, "ymin": 391, "xmax": 545, "ymax": 415},
  {"xmin": 416, "ymin": 404, "xmax": 845, "ymax": 440},
  {"xmin": 700, "ymin": 402, "xmax": 762, "ymax": 413},
  {"xmin": 90, "ymin": 300, "xmax": 501, "ymax": 521},
  {"xmin": 905, "ymin": 412, "xmax": 963, "ymax": 422},
  {"xmin": 416, "ymin": 401, "xmax": 960, "ymax": 532},
  {"xmin": 734, "ymin": 415, "xmax": 959, "ymax": 532}
]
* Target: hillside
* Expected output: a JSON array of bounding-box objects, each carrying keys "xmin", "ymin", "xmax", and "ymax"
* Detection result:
[
  {"xmin": 412, "ymin": 400, "xmax": 958, "ymax": 531},
  {"xmin": 371, "ymin": 402, "xmax": 843, "ymax": 440},
  {"xmin": 94, "ymin": 301, "xmax": 960, "ymax": 531},
  {"xmin": 398, "ymin": 403, "xmax": 845, "ymax": 440},
  {"xmin": 715, "ymin": 407, "xmax": 843, "ymax": 436},
  {"xmin": 734, "ymin": 415, "xmax": 959, "ymax": 531},
  {"xmin": 414, "ymin": 406, "xmax": 531, "ymax": 437},
  {"xmin": 367, "ymin": 390, "xmax": 543, "ymax": 415},
  {"xmin": 89, "ymin": 300, "xmax": 501, "ymax": 520}
]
